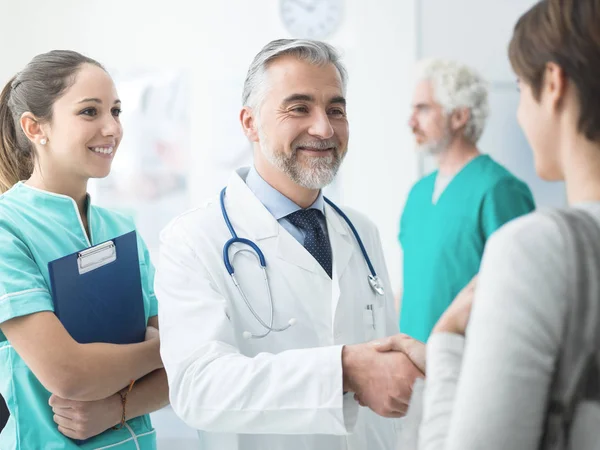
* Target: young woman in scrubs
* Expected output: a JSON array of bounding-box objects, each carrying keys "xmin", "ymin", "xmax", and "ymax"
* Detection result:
[{"xmin": 0, "ymin": 51, "xmax": 168, "ymax": 449}]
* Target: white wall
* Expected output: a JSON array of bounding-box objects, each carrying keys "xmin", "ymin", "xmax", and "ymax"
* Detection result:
[
  {"xmin": 416, "ymin": 0, "xmax": 566, "ymax": 207},
  {"xmin": 418, "ymin": 0, "xmax": 538, "ymax": 83},
  {"xmin": 0, "ymin": 1, "xmax": 417, "ymax": 446},
  {"xmin": 338, "ymin": 1, "xmax": 417, "ymax": 293}
]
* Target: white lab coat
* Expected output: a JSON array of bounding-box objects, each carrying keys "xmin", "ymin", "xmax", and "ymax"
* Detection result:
[{"xmin": 155, "ymin": 167, "xmax": 401, "ymax": 450}]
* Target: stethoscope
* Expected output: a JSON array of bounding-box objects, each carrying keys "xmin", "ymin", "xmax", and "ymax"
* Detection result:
[{"xmin": 220, "ymin": 187, "xmax": 385, "ymax": 339}]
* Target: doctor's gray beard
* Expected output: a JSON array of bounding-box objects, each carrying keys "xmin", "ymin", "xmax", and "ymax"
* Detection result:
[
  {"xmin": 259, "ymin": 130, "xmax": 345, "ymax": 190},
  {"xmin": 417, "ymin": 121, "xmax": 454, "ymax": 155}
]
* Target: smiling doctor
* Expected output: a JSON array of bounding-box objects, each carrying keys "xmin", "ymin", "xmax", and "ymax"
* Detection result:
[{"xmin": 155, "ymin": 39, "xmax": 424, "ymax": 450}]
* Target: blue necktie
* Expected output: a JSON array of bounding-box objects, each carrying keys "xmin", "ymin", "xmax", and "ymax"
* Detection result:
[{"xmin": 286, "ymin": 209, "xmax": 332, "ymax": 278}]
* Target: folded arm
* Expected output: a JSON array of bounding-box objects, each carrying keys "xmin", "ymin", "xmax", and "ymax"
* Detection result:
[
  {"xmin": 1, "ymin": 311, "xmax": 162, "ymax": 401},
  {"xmin": 50, "ymin": 316, "xmax": 170, "ymax": 440}
]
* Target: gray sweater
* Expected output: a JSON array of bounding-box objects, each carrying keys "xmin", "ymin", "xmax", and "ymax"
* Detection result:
[{"xmin": 402, "ymin": 204, "xmax": 600, "ymax": 449}]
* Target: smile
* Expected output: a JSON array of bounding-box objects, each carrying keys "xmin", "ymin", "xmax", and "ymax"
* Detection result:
[
  {"xmin": 89, "ymin": 146, "xmax": 114, "ymax": 155},
  {"xmin": 297, "ymin": 147, "xmax": 335, "ymax": 152}
]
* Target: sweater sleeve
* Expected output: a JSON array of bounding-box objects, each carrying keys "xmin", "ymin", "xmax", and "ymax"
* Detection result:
[{"xmin": 418, "ymin": 212, "xmax": 569, "ymax": 450}]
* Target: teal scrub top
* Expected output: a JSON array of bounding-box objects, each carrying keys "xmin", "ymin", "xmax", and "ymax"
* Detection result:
[
  {"xmin": 399, "ymin": 155, "xmax": 535, "ymax": 342},
  {"xmin": 0, "ymin": 182, "xmax": 159, "ymax": 450}
]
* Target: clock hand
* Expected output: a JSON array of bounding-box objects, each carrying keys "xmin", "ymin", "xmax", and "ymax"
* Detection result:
[
  {"xmin": 305, "ymin": 0, "xmax": 319, "ymax": 12},
  {"xmin": 288, "ymin": 0, "xmax": 314, "ymax": 12}
]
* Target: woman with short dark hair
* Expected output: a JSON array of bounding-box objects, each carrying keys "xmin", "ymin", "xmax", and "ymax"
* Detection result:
[{"xmin": 398, "ymin": 0, "xmax": 600, "ymax": 448}]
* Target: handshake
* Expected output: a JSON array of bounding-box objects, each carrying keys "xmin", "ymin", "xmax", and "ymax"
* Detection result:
[{"xmin": 342, "ymin": 334, "xmax": 426, "ymax": 418}]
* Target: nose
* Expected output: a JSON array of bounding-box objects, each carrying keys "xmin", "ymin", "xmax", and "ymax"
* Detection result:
[
  {"xmin": 102, "ymin": 113, "xmax": 122, "ymax": 139},
  {"xmin": 408, "ymin": 112, "xmax": 417, "ymax": 129},
  {"xmin": 308, "ymin": 110, "xmax": 334, "ymax": 140}
]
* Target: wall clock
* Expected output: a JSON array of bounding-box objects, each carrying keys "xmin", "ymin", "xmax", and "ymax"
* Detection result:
[{"xmin": 279, "ymin": 0, "xmax": 344, "ymax": 40}]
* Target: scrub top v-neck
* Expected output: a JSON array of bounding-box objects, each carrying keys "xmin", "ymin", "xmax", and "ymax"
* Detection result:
[{"xmin": 399, "ymin": 155, "xmax": 535, "ymax": 342}]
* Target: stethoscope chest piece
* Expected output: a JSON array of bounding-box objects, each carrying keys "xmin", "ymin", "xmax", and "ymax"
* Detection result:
[{"xmin": 368, "ymin": 275, "xmax": 385, "ymax": 296}]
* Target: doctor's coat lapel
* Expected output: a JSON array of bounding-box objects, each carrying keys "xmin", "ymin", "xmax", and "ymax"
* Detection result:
[
  {"xmin": 324, "ymin": 202, "xmax": 354, "ymax": 324},
  {"xmin": 226, "ymin": 168, "xmax": 320, "ymax": 275}
]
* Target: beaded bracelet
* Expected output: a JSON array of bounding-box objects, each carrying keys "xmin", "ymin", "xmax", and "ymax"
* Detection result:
[{"xmin": 113, "ymin": 380, "xmax": 136, "ymax": 430}]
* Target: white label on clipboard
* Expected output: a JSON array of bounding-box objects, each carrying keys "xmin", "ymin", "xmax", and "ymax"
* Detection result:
[{"xmin": 78, "ymin": 241, "xmax": 117, "ymax": 275}]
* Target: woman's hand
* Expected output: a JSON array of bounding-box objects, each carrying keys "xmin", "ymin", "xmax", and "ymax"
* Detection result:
[
  {"xmin": 433, "ymin": 276, "xmax": 477, "ymax": 336},
  {"xmin": 372, "ymin": 333, "xmax": 426, "ymax": 374},
  {"xmin": 145, "ymin": 325, "xmax": 159, "ymax": 341},
  {"xmin": 49, "ymin": 393, "xmax": 122, "ymax": 440}
]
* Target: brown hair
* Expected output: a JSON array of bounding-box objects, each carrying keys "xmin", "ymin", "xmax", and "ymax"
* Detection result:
[
  {"xmin": 508, "ymin": 0, "xmax": 600, "ymax": 141},
  {"xmin": 0, "ymin": 50, "xmax": 104, "ymax": 193}
]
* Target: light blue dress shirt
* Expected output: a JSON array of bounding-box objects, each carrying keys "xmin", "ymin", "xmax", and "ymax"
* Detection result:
[{"xmin": 245, "ymin": 166, "xmax": 328, "ymax": 245}]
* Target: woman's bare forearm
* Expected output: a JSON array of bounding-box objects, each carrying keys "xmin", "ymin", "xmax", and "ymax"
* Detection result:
[
  {"xmin": 66, "ymin": 339, "xmax": 163, "ymax": 401},
  {"xmin": 124, "ymin": 369, "xmax": 170, "ymax": 420}
]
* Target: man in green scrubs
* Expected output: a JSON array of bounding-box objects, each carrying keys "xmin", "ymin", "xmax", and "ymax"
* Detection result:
[{"xmin": 399, "ymin": 59, "xmax": 535, "ymax": 342}]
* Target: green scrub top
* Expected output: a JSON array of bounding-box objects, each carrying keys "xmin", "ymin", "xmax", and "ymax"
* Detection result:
[
  {"xmin": 399, "ymin": 155, "xmax": 535, "ymax": 342},
  {"xmin": 0, "ymin": 182, "xmax": 158, "ymax": 450}
]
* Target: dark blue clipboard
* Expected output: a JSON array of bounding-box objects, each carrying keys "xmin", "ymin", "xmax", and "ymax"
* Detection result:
[
  {"xmin": 48, "ymin": 231, "xmax": 146, "ymax": 445},
  {"xmin": 48, "ymin": 230, "xmax": 146, "ymax": 345}
]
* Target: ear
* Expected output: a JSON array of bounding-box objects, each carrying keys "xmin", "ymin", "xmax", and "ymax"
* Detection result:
[
  {"xmin": 542, "ymin": 61, "xmax": 568, "ymax": 110},
  {"xmin": 240, "ymin": 106, "xmax": 260, "ymax": 143},
  {"xmin": 20, "ymin": 112, "xmax": 47, "ymax": 146},
  {"xmin": 450, "ymin": 108, "xmax": 470, "ymax": 133}
]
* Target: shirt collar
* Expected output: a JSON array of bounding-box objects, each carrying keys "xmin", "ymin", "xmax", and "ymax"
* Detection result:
[
  {"xmin": 245, "ymin": 166, "xmax": 325, "ymax": 220},
  {"xmin": 15, "ymin": 181, "xmax": 92, "ymax": 208}
]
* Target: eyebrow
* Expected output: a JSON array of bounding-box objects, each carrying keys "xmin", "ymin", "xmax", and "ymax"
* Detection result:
[
  {"xmin": 330, "ymin": 96, "xmax": 346, "ymax": 106},
  {"xmin": 282, "ymin": 94, "xmax": 346, "ymax": 106},
  {"xmin": 78, "ymin": 98, "xmax": 121, "ymax": 105}
]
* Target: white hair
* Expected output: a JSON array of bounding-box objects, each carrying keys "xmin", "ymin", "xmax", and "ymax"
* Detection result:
[
  {"xmin": 415, "ymin": 59, "xmax": 489, "ymax": 144},
  {"xmin": 242, "ymin": 39, "xmax": 348, "ymax": 113}
]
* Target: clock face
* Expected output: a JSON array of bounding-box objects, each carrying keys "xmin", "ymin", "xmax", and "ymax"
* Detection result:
[{"xmin": 280, "ymin": 0, "xmax": 343, "ymax": 40}]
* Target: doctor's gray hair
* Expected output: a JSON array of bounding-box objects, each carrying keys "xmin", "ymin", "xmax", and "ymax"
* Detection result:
[
  {"xmin": 415, "ymin": 59, "xmax": 489, "ymax": 144},
  {"xmin": 242, "ymin": 39, "xmax": 348, "ymax": 114}
]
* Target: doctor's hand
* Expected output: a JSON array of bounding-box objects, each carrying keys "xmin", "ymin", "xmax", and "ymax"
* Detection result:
[
  {"xmin": 373, "ymin": 334, "xmax": 426, "ymax": 374},
  {"xmin": 433, "ymin": 275, "xmax": 477, "ymax": 336},
  {"xmin": 49, "ymin": 393, "xmax": 122, "ymax": 440},
  {"xmin": 342, "ymin": 343, "xmax": 424, "ymax": 418}
]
